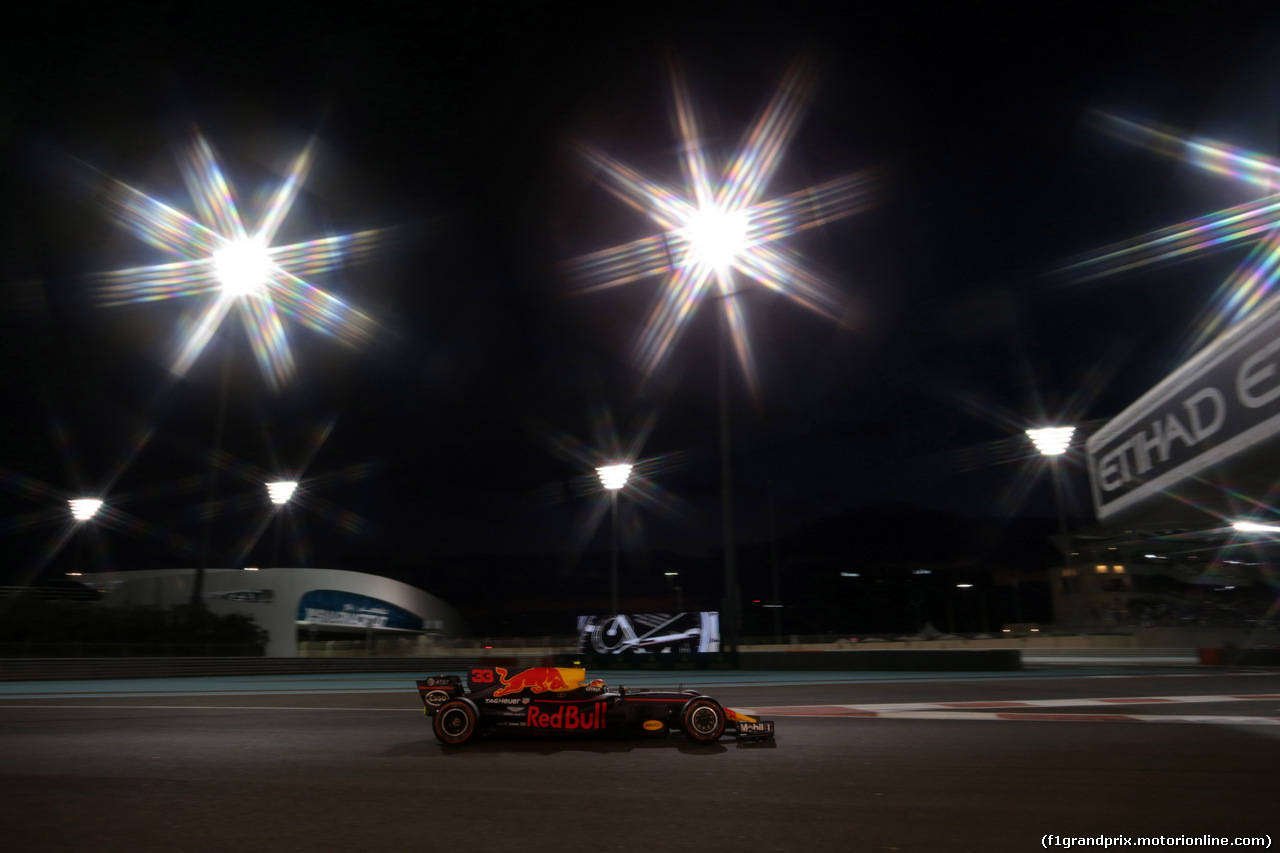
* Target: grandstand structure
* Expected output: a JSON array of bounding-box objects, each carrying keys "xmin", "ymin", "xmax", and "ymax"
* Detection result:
[{"xmin": 77, "ymin": 567, "xmax": 467, "ymax": 656}]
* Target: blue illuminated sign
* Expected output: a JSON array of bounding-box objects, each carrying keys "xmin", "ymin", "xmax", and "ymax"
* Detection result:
[{"xmin": 297, "ymin": 590, "xmax": 424, "ymax": 632}]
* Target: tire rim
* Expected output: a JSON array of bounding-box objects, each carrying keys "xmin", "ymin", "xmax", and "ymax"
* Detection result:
[
  {"xmin": 441, "ymin": 708, "xmax": 469, "ymax": 737},
  {"xmin": 690, "ymin": 706, "xmax": 719, "ymax": 734}
]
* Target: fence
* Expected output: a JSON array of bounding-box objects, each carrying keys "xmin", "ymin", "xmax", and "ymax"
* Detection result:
[
  {"xmin": 0, "ymin": 654, "xmax": 554, "ymax": 682},
  {"xmin": 0, "ymin": 642, "xmax": 262, "ymax": 658}
]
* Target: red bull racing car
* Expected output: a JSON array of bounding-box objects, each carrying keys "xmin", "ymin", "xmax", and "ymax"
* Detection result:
[{"xmin": 416, "ymin": 665, "xmax": 775, "ymax": 745}]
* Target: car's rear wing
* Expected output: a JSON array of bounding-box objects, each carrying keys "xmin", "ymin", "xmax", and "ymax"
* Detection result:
[{"xmin": 415, "ymin": 675, "xmax": 463, "ymax": 715}]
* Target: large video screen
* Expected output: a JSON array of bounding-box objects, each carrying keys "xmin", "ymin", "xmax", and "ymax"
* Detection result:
[{"xmin": 576, "ymin": 612, "xmax": 720, "ymax": 654}]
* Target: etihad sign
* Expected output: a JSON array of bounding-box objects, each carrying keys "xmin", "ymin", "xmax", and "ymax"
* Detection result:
[{"xmin": 1088, "ymin": 295, "xmax": 1280, "ymax": 521}]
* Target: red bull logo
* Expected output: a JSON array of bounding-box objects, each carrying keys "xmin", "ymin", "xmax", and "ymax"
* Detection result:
[
  {"xmin": 492, "ymin": 667, "xmax": 585, "ymax": 697},
  {"xmin": 528, "ymin": 701, "xmax": 607, "ymax": 730}
]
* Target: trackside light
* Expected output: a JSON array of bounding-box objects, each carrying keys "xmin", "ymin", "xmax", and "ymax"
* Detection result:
[
  {"xmin": 596, "ymin": 464, "xmax": 633, "ymax": 491},
  {"xmin": 213, "ymin": 238, "xmax": 272, "ymax": 297},
  {"xmin": 69, "ymin": 499, "xmax": 103, "ymax": 521},
  {"xmin": 1027, "ymin": 426, "xmax": 1075, "ymax": 456},
  {"xmin": 266, "ymin": 481, "xmax": 298, "ymax": 505},
  {"xmin": 1233, "ymin": 521, "xmax": 1280, "ymax": 533},
  {"xmin": 683, "ymin": 206, "xmax": 749, "ymax": 269}
]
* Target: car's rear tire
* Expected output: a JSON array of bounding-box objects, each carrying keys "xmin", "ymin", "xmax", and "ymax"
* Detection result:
[
  {"xmin": 433, "ymin": 699, "xmax": 479, "ymax": 745},
  {"xmin": 680, "ymin": 696, "xmax": 725, "ymax": 743}
]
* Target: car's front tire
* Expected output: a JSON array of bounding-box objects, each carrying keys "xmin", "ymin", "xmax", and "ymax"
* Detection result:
[
  {"xmin": 433, "ymin": 699, "xmax": 479, "ymax": 745},
  {"xmin": 680, "ymin": 696, "xmax": 725, "ymax": 743}
]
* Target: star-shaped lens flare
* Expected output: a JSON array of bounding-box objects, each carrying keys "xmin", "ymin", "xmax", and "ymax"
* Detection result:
[
  {"xmin": 568, "ymin": 58, "xmax": 878, "ymax": 393},
  {"xmin": 1059, "ymin": 114, "xmax": 1280, "ymax": 351},
  {"xmin": 91, "ymin": 133, "xmax": 385, "ymax": 388}
]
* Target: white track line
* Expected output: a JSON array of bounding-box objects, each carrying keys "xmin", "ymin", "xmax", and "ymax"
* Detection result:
[
  {"xmin": 744, "ymin": 693, "xmax": 1280, "ymax": 714},
  {"xmin": 736, "ymin": 692, "xmax": 1280, "ymax": 724},
  {"xmin": 760, "ymin": 710, "xmax": 1280, "ymax": 725},
  {"xmin": 0, "ymin": 704, "xmax": 417, "ymax": 711}
]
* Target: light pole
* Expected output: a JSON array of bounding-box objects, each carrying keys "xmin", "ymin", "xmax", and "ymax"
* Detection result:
[
  {"xmin": 266, "ymin": 481, "xmax": 298, "ymax": 567},
  {"xmin": 955, "ymin": 583, "xmax": 979, "ymax": 633},
  {"xmin": 664, "ymin": 572, "xmax": 682, "ymax": 611},
  {"xmin": 567, "ymin": 63, "xmax": 873, "ymax": 655},
  {"xmin": 67, "ymin": 498, "xmax": 103, "ymax": 578},
  {"xmin": 192, "ymin": 234, "xmax": 299, "ymax": 602},
  {"xmin": 596, "ymin": 463, "xmax": 633, "ymax": 615},
  {"xmin": 768, "ymin": 477, "xmax": 781, "ymax": 644},
  {"xmin": 1028, "ymin": 426, "xmax": 1076, "ymax": 628},
  {"xmin": 193, "ymin": 349, "xmax": 231, "ymax": 607},
  {"xmin": 715, "ymin": 305, "xmax": 742, "ymax": 652},
  {"xmin": 192, "ymin": 255, "xmax": 268, "ymax": 606}
]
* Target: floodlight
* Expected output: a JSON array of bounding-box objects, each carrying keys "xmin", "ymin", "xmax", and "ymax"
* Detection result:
[
  {"xmin": 213, "ymin": 238, "xmax": 272, "ymax": 297},
  {"xmin": 91, "ymin": 133, "xmax": 382, "ymax": 387},
  {"xmin": 266, "ymin": 481, "xmax": 298, "ymax": 505},
  {"xmin": 596, "ymin": 464, "xmax": 634, "ymax": 491},
  {"xmin": 569, "ymin": 59, "xmax": 872, "ymax": 391},
  {"xmin": 1027, "ymin": 426, "xmax": 1075, "ymax": 456},
  {"xmin": 683, "ymin": 207, "xmax": 749, "ymax": 269},
  {"xmin": 69, "ymin": 498, "xmax": 103, "ymax": 521},
  {"xmin": 1233, "ymin": 521, "xmax": 1280, "ymax": 533}
]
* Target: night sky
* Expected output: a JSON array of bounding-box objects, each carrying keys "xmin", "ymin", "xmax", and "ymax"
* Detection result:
[{"xmin": 4, "ymin": 2, "xmax": 1280, "ymax": 610}]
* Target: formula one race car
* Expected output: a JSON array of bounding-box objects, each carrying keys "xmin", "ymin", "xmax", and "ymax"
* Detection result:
[{"xmin": 416, "ymin": 665, "xmax": 775, "ymax": 745}]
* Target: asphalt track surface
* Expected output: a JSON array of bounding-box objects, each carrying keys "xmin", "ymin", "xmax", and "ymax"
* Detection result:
[{"xmin": 2, "ymin": 666, "xmax": 1278, "ymax": 853}]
